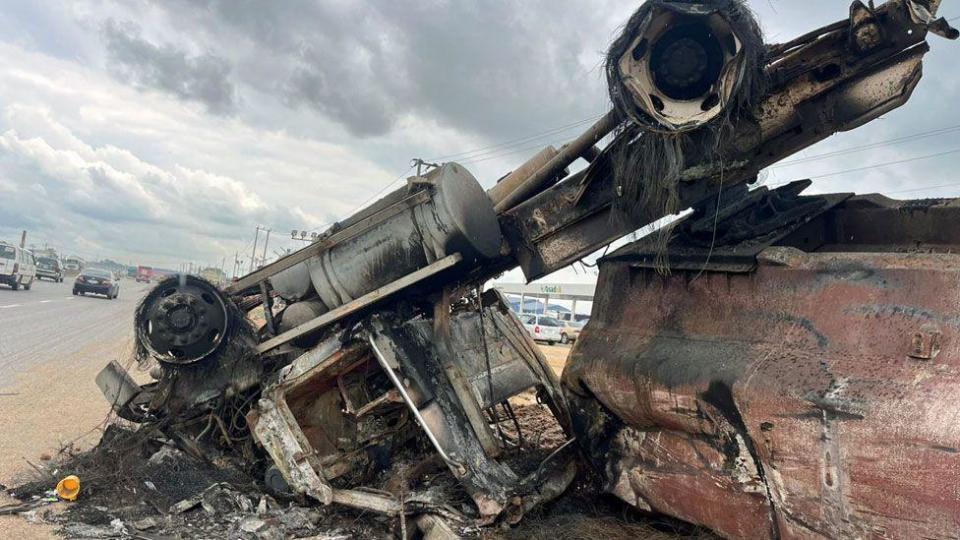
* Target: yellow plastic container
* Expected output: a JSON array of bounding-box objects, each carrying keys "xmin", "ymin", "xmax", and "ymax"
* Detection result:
[{"xmin": 55, "ymin": 475, "xmax": 80, "ymax": 501}]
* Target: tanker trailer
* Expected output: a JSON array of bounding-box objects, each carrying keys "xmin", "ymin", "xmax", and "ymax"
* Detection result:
[{"xmin": 94, "ymin": 0, "xmax": 957, "ymax": 533}]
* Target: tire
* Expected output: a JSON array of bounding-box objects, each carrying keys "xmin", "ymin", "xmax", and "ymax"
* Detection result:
[
  {"xmin": 11, "ymin": 281, "xmax": 18, "ymax": 291},
  {"xmin": 23, "ymin": 280, "xmax": 31, "ymax": 291},
  {"xmin": 72, "ymin": 289, "xmax": 78, "ymax": 295},
  {"xmin": 547, "ymin": 340, "xmax": 556, "ymax": 346},
  {"xmin": 560, "ymin": 333, "xmax": 570, "ymax": 345}
]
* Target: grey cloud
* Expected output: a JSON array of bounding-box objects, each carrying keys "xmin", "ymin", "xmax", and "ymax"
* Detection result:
[
  {"xmin": 283, "ymin": 59, "xmax": 398, "ymax": 138},
  {"xmin": 102, "ymin": 20, "xmax": 236, "ymax": 115},
  {"xmin": 111, "ymin": 0, "xmax": 618, "ymax": 139}
]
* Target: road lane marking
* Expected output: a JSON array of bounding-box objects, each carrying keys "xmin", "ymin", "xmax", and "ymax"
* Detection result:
[
  {"xmin": 39, "ymin": 300, "xmax": 53, "ymax": 303},
  {"xmin": 0, "ymin": 304, "xmax": 22, "ymax": 309}
]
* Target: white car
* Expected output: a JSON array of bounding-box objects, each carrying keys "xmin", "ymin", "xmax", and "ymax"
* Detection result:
[
  {"xmin": 518, "ymin": 314, "xmax": 563, "ymax": 345},
  {"xmin": 0, "ymin": 243, "xmax": 36, "ymax": 290}
]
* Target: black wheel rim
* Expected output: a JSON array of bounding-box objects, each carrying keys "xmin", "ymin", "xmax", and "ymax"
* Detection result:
[{"xmin": 137, "ymin": 275, "xmax": 230, "ymax": 365}]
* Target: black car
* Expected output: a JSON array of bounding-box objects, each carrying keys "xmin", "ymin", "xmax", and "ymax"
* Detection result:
[{"xmin": 73, "ymin": 268, "xmax": 120, "ymax": 299}]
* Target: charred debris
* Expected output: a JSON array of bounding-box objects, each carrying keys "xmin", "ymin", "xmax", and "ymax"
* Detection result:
[{"xmin": 12, "ymin": 1, "xmax": 958, "ymax": 538}]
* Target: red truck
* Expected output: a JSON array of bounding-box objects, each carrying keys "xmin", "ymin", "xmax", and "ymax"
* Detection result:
[{"xmin": 135, "ymin": 266, "xmax": 153, "ymax": 283}]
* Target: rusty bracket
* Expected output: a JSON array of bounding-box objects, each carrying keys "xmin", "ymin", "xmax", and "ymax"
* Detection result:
[{"xmin": 908, "ymin": 326, "xmax": 942, "ymax": 360}]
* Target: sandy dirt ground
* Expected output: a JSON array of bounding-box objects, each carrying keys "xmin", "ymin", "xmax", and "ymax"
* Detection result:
[
  {"xmin": 0, "ymin": 331, "xmax": 574, "ymax": 538},
  {"xmin": 538, "ymin": 344, "xmax": 570, "ymax": 377},
  {"xmin": 0, "ymin": 337, "xmax": 138, "ymax": 538}
]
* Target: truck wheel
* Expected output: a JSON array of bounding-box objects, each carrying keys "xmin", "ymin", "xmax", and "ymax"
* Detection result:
[
  {"xmin": 23, "ymin": 280, "xmax": 31, "ymax": 291},
  {"xmin": 11, "ymin": 281, "xmax": 18, "ymax": 291},
  {"xmin": 560, "ymin": 333, "xmax": 569, "ymax": 344},
  {"xmin": 72, "ymin": 289, "xmax": 78, "ymax": 295},
  {"xmin": 547, "ymin": 340, "xmax": 556, "ymax": 346}
]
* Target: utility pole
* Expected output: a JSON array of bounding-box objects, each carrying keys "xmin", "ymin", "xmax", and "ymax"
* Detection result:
[
  {"xmin": 19, "ymin": 230, "xmax": 27, "ymax": 248},
  {"xmin": 260, "ymin": 228, "xmax": 272, "ymax": 268},
  {"xmin": 249, "ymin": 226, "xmax": 262, "ymax": 273}
]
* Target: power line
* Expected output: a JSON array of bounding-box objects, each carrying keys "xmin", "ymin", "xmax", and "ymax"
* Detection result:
[
  {"xmin": 805, "ymin": 147, "xmax": 960, "ymax": 179},
  {"xmin": 458, "ymin": 137, "xmax": 574, "ymax": 166},
  {"xmin": 773, "ymin": 123, "xmax": 960, "ymax": 168},
  {"xmin": 428, "ymin": 114, "xmax": 603, "ymax": 162},
  {"xmin": 308, "ymin": 165, "xmax": 416, "ymax": 233},
  {"xmin": 885, "ymin": 181, "xmax": 960, "ymax": 195},
  {"xmin": 761, "ymin": 146, "xmax": 960, "ymax": 190},
  {"xmin": 460, "ymin": 119, "xmax": 960, "ymax": 170}
]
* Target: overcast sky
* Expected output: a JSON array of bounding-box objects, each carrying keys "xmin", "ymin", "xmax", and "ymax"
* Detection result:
[{"xmin": 0, "ymin": 1, "xmax": 958, "ymax": 283}]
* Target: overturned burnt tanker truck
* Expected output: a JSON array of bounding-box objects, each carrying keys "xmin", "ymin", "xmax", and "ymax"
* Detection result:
[{"xmin": 96, "ymin": 1, "xmax": 959, "ymax": 537}]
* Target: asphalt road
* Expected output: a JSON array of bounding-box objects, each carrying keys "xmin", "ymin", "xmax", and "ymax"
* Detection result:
[{"xmin": 0, "ymin": 277, "xmax": 151, "ymax": 387}]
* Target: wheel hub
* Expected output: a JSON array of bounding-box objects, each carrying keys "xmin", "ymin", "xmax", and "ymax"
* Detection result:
[{"xmin": 136, "ymin": 276, "xmax": 232, "ymax": 364}]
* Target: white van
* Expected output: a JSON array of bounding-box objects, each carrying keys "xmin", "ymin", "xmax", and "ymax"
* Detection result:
[{"xmin": 0, "ymin": 243, "xmax": 36, "ymax": 290}]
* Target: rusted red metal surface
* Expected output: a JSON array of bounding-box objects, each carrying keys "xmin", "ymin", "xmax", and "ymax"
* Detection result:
[{"xmin": 565, "ymin": 241, "xmax": 960, "ymax": 539}]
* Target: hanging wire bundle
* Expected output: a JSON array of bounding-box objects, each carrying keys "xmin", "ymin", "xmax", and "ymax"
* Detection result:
[{"xmin": 604, "ymin": 0, "xmax": 767, "ymax": 266}]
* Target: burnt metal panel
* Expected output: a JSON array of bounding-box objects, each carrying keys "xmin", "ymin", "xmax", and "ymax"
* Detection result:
[{"xmin": 605, "ymin": 181, "xmax": 853, "ymax": 273}]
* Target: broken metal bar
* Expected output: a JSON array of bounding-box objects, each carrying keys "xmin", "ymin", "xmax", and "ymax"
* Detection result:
[
  {"xmin": 259, "ymin": 281, "xmax": 276, "ymax": 336},
  {"xmin": 487, "ymin": 146, "xmax": 559, "ymax": 207},
  {"xmin": 366, "ymin": 334, "xmax": 466, "ymax": 474},
  {"xmin": 225, "ymin": 189, "xmax": 432, "ymax": 295},
  {"xmin": 351, "ymin": 389, "xmax": 403, "ymax": 418},
  {"xmin": 493, "ymin": 111, "xmax": 620, "ymax": 213},
  {"xmin": 256, "ymin": 253, "xmax": 464, "ymax": 354}
]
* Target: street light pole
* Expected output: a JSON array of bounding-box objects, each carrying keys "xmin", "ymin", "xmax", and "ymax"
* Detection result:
[
  {"xmin": 249, "ymin": 226, "xmax": 261, "ymax": 273},
  {"xmin": 260, "ymin": 228, "xmax": 272, "ymax": 268}
]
